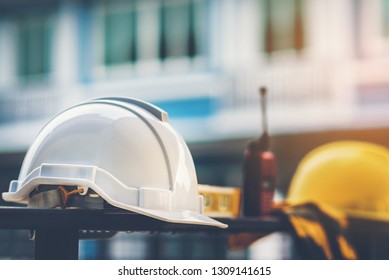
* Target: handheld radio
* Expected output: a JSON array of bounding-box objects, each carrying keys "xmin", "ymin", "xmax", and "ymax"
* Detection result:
[{"xmin": 242, "ymin": 87, "xmax": 276, "ymax": 217}]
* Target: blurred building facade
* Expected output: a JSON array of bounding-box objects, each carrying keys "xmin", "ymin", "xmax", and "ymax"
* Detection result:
[
  {"xmin": 1, "ymin": 0, "xmax": 389, "ymax": 147},
  {"xmin": 1, "ymin": 0, "xmax": 389, "ymax": 259}
]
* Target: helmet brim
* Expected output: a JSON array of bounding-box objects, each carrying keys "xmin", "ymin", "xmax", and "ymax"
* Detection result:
[
  {"xmin": 3, "ymin": 164, "xmax": 228, "ymax": 228},
  {"xmin": 119, "ymin": 205, "xmax": 228, "ymax": 228}
]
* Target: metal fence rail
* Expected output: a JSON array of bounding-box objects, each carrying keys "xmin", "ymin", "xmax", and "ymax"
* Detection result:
[{"xmin": 0, "ymin": 207, "xmax": 281, "ymax": 260}]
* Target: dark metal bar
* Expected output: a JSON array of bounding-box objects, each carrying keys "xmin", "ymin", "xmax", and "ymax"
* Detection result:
[
  {"xmin": 0, "ymin": 207, "xmax": 282, "ymax": 233},
  {"xmin": 34, "ymin": 227, "xmax": 79, "ymax": 260},
  {"xmin": 0, "ymin": 207, "xmax": 283, "ymax": 260}
]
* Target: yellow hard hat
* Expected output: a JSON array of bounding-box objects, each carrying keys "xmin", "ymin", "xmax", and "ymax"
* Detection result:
[{"xmin": 287, "ymin": 141, "xmax": 389, "ymax": 221}]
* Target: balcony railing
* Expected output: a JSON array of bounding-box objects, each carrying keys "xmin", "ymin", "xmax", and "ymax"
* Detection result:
[
  {"xmin": 0, "ymin": 91, "xmax": 59, "ymax": 123},
  {"xmin": 225, "ymin": 62, "xmax": 334, "ymax": 110}
]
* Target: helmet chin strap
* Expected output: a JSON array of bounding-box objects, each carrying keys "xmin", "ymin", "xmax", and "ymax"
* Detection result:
[
  {"xmin": 28, "ymin": 186, "xmax": 105, "ymax": 209},
  {"xmin": 58, "ymin": 186, "xmax": 83, "ymax": 208}
]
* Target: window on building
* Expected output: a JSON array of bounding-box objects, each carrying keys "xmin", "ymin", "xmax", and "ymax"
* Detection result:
[
  {"xmin": 102, "ymin": 0, "xmax": 207, "ymax": 67},
  {"xmin": 261, "ymin": 0, "xmax": 305, "ymax": 55},
  {"xmin": 159, "ymin": 0, "xmax": 206, "ymax": 60},
  {"xmin": 16, "ymin": 14, "xmax": 52, "ymax": 84},
  {"xmin": 104, "ymin": 2, "xmax": 137, "ymax": 65},
  {"xmin": 382, "ymin": 0, "xmax": 389, "ymax": 37}
]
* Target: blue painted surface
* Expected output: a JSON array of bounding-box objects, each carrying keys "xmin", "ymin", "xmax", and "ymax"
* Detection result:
[
  {"xmin": 77, "ymin": 1, "xmax": 92, "ymax": 84},
  {"xmin": 153, "ymin": 96, "xmax": 219, "ymax": 118}
]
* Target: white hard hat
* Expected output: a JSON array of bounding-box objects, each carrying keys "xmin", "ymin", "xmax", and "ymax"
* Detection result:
[{"xmin": 2, "ymin": 97, "xmax": 227, "ymax": 228}]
